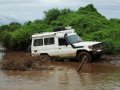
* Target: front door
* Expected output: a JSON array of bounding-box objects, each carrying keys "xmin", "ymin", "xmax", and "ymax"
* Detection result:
[{"xmin": 56, "ymin": 38, "xmax": 76, "ymax": 58}]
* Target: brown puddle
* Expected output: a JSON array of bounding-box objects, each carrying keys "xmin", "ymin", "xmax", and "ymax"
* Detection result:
[
  {"xmin": 79, "ymin": 63, "xmax": 120, "ymax": 73},
  {"xmin": 0, "ymin": 62, "xmax": 120, "ymax": 90}
]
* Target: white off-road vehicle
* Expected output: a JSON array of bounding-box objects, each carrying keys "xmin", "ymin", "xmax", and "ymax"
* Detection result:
[{"xmin": 31, "ymin": 27, "xmax": 106, "ymax": 62}]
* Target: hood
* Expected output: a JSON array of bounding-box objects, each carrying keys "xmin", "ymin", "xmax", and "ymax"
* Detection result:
[{"xmin": 73, "ymin": 41, "xmax": 101, "ymax": 47}]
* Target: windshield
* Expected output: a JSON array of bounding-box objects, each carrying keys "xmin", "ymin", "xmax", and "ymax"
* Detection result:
[{"xmin": 67, "ymin": 34, "xmax": 83, "ymax": 44}]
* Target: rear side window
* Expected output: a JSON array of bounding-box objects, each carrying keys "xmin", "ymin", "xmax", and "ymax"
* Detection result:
[
  {"xmin": 34, "ymin": 39, "xmax": 43, "ymax": 46},
  {"xmin": 44, "ymin": 37, "xmax": 54, "ymax": 45}
]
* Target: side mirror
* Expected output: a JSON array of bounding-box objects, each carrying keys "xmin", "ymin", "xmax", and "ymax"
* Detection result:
[{"xmin": 64, "ymin": 33, "xmax": 68, "ymax": 47}]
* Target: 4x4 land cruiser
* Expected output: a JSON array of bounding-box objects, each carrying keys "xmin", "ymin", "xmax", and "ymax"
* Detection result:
[{"xmin": 31, "ymin": 26, "xmax": 106, "ymax": 62}]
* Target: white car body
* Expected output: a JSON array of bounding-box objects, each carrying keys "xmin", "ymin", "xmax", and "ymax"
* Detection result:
[{"xmin": 31, "ymin": 27, "xmax": 105, "ymax": 60}]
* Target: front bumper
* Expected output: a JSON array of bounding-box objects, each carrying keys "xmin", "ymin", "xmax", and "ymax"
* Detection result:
[
  {"xmin": 92, "ymin": 42, "xmax": 107, "ymax": 54},
  {"xmin": 92, "ymin": 49, "xmax": 105, "ymax": 55}
]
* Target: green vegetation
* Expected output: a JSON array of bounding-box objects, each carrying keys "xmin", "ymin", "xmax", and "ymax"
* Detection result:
[{"xmin": 0, "ymin": 4, "xmax": 120, "ymax": 54}]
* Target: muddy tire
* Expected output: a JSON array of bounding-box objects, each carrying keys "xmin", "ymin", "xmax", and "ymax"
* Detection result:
[
  {"xmin": 32, "ymin": 54, "xmax": 51, "ymax": 69},
  {"xmin": 39, "ymin": 54, "xmax": 50, "ymax": 61},
  {"xmin": 77, "ymin": 52, "xmax": 92, "ymax": 63},
  {"xmin": 39, "ymin": 54, "xmax": 51, "ymax": 67}
]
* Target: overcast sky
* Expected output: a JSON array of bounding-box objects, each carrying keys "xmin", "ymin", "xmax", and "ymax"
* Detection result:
[{"xmin": 0, "ymin": 0, "xmax": 120, "ymax": 25}]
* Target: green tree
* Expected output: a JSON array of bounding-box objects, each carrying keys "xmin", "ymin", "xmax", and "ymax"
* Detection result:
[{"xmin": 44, "ymin": 8, "xmax": 60, "ymax": 24}]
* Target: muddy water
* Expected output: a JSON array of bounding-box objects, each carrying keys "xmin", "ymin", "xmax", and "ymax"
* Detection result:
[{"xmin": 0, "ymin": 52, "xmax": 120, "ymax": 90}]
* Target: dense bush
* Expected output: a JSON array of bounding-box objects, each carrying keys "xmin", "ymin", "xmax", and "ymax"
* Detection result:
[
  {"xmin": 0, "ymin": 4, "xmax": 120, "ymax": 54},
  {"xmin": 10, "ymin": 23, "xmax": 52, "ymax": 50}
]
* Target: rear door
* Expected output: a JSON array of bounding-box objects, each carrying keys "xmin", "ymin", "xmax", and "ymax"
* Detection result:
[{"xmin": 43, "ymin": 37, "xmax": 57, "ymax": 56}]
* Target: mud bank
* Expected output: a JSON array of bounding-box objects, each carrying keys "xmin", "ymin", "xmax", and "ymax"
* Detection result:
[
  {"xmin": 97, "ymin": 54, "xmax": 120, "ymax": 66},
  {"xmin": 1, "ymin": 51, "xmax": 120, "ymax": 71}
]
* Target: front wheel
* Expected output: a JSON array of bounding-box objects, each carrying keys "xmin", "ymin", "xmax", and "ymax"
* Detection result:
[{"xmin": 77, "ymin": 52, "xmax": 92, "ymax": 63}]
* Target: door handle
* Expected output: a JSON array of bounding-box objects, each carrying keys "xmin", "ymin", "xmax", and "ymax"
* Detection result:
[{"xmin": 34, "ymin": 50, "xmax": 37, "ymax": 52}]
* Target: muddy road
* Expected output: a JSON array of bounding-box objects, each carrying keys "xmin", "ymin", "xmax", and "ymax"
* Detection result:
[{"xmin": 0, "ymin": 52, "xmax": 120, "ymax": 90}]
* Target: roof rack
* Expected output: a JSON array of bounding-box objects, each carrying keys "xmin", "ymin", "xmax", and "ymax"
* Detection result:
[{"xmin": 53, "ymin": 26, "xmax": 72, "ymax": 32}]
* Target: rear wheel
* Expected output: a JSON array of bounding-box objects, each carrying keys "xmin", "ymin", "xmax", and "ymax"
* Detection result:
[
  {"xmin": 77, "ymin": 52, "xmax": 92, "ymax": 63},
  {"xmin": 39, "ymin": 54, "xmax": 51, "ymax": 67},
  {"xmin": 32, "ymin": 54, "xmax": 51, "ymax": 69},
  {"xmin": 40, "ymin": 54, "xmax": 50, "ymax": 61}
]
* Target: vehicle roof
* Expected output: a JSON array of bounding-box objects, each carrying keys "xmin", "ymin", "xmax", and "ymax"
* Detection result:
[{"xmin": 32, "ymin": 29, "xmax": 75, "ymax": 38}]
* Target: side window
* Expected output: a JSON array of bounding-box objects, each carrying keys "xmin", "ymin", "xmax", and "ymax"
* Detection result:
[
  {"xmin": 44, "ymin": 37, "xmax": 54, "ymax": 45},
  {"xmin": 34, "ymin": 39, "xmax": 43, "ymax": 46},
  {"xmin": 58, "ymin": 38, "xmax": 68, "ymax": 46}
]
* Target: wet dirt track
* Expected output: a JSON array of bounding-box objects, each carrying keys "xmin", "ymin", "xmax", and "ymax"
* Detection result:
[{"xmin": 0, "ymin": 51, "xmax": 120, "ymax": 90}]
